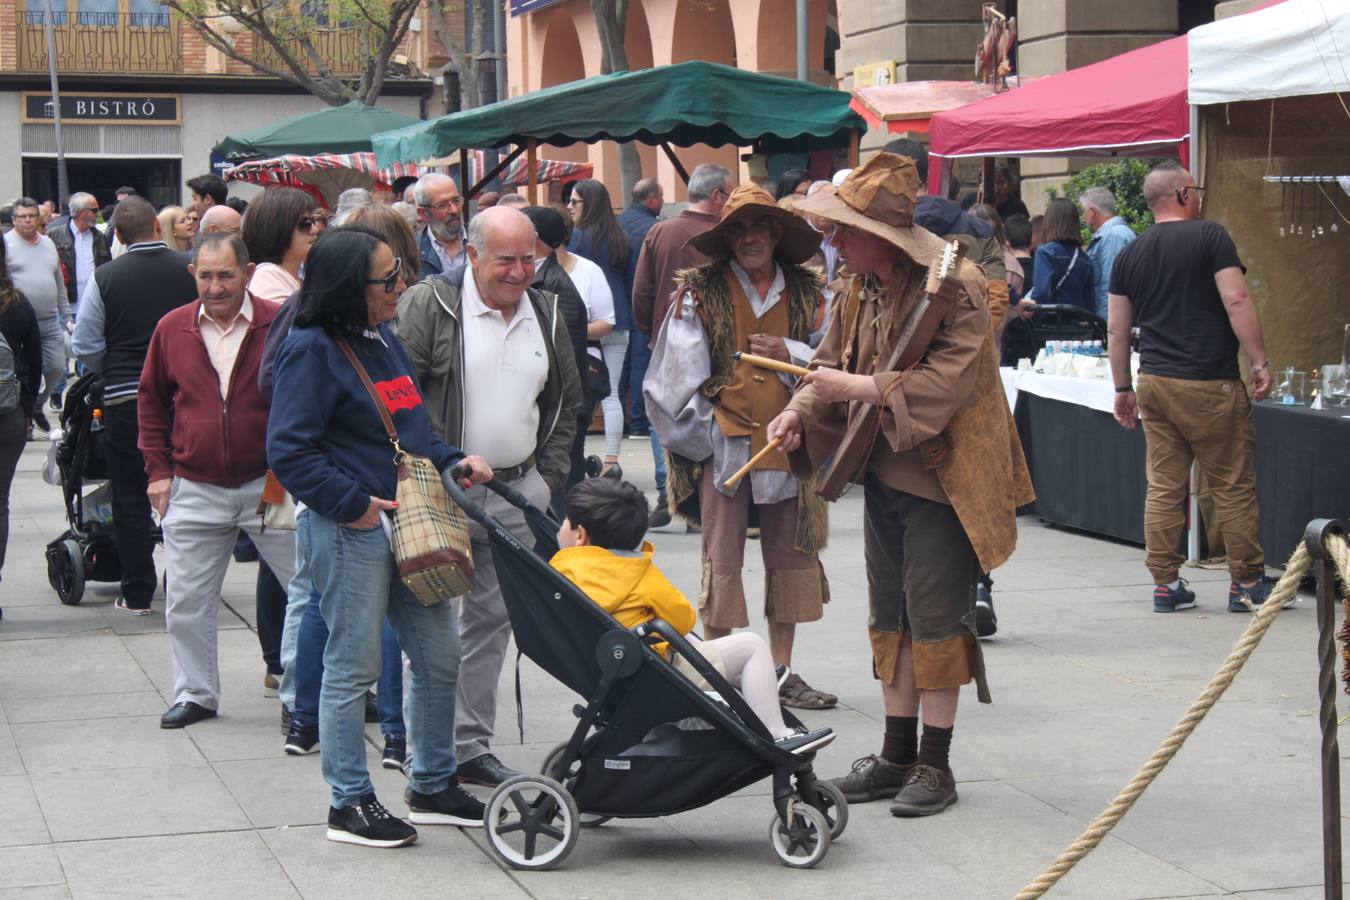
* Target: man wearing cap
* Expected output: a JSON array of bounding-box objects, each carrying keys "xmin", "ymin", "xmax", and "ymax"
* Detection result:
[
  {"xmin": 645, "ymin": 183, "xmax": 835, "ymax": 710},
  {"xmin": 768, "ymin": 154, "xmax": 1032, "ymax": 817}
]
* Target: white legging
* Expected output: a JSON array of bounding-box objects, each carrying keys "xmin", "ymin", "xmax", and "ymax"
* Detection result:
[
  {"xmin": 690, "ymin": 632, "xmax": 791, "ymax": 739},
  {"xmin": 599, "ymin": 329, "xmax": 628, "ymax": 458}
]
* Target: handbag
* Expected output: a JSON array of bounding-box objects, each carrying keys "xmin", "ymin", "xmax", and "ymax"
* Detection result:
[
  {"xmin": 255, "ymin": 469, "xmax": 296, "ymax": 531},
  {"xmin": 336, "ymin": 337, "xmax": 474, "ymax": 606},
  {"xmin": 585, "ymin": 342, "xmax": 610, "ymax": 408}
]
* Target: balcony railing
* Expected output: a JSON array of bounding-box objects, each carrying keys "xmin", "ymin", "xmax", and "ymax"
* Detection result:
[
  {"xmin": 250, "ymin": 25, "xmax": 366, "ymax": 76},
  {"xmin": 19, "ymin": 10, "xmax": 182, "ymax": 74}
]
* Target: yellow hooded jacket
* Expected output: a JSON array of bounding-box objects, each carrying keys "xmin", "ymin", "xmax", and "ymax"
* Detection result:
[{"xmin": 549, "ymin": 541, "xmax": 696, "ymax": 658}]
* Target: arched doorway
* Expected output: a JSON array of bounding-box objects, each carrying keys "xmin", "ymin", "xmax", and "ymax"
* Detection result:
[
  {"xmin": 664, "ymin": 0, "xmax": 738, "ymax": 200},
  {"xmin": 536, "ymin": 9, "xmax": 590, "ymax": 192}
]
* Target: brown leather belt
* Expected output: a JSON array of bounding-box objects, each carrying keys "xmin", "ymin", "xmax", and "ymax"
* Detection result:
[{"xmin": 493, "ymin": 454, "xmax": 536, "ymax": 484}]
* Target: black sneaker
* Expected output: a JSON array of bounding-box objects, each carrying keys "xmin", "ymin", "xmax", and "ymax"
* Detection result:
[
  {"xmin": 774, "ymin": 726, "xmax": 835, "ymax": 755},
  {"xmin": 1153, "ymin": 579, "xmax": 1197, "ymax": 614},
  {"xmin": 31, "ymin": 410, "xmax": 50, "ymax": 433},
  {"xmin": 829, "ymin": 754, "xmax": 913, "ymax": 803},
  {"xmin": 406, "ymin": 780, "xmax": 487, "ymax": 827},
  {"xmin": 382, "ymin": 734, "xmax": 407, "ymax": 770},
  {"xmin": 284, "ymin": 721, "xmax": 318, "ymax": 755},
  {"xmin": 649, "ymin": 501, "xmax": 672, "ymax": 529},
  {"xmin": 280, "ymin": 704, "xmax": 292, "ymax": 736},
  {"xmin": 364, "ymin": 690, "xmax": 379, "ymax": 723},
  {"xmin": 48, "ymin": 394, "xmax": 61, "ymax": 412},
  {"xmin": 456, "ymin": 752, "xmax": 520, "ymax": 787},
  {"xmin": 1228, "ymin": 575, "xmax": 1283, "ymax": 613},
  {"xmin": 889, "ymin": 764, "xmax": 958, "ymax": 817},
  {"xmin": 975, "ymin": 584, "xmax": 997, "ymax": 637},
  {"xmin": 326, "ymin": 793, "xmax": 417, "ymax": 848}
]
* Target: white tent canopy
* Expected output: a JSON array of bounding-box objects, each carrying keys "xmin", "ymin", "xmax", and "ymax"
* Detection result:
[{"xmin": 1188, "ymin": 0, "xmax": 1350, "ymax": 105}]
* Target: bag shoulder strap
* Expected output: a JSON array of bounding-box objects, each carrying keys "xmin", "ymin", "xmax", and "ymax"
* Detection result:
[
  {"xmin": 336, "ymin": 337, "xmax": 401, "ymax": 454},
  {"xmin": 1052, "ymin": 248, "xmax": 1081, "ymax": 298}
]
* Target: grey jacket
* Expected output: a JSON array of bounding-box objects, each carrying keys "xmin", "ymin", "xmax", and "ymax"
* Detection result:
[{"xmin": 394, "ymin": 268, "xmax": 583, "ymax": 494}]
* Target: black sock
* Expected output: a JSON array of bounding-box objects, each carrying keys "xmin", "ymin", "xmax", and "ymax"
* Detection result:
[
  {"xmin": 917, "ymin": 724, "xmax": 954, "ymax": 772},
  {"xmin": 881, "ymin": 715, "xmax": 918, "ymax": 767}
]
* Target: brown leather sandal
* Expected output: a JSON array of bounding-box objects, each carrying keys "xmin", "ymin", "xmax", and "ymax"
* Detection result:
[{"xmin": 779, "ymin": 673, "xmax": 838, "ymax": 709}]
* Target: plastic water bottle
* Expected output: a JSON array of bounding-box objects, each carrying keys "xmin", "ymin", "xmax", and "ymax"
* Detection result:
[{"xmin": 90, "ymin": 408, "xmax": 103, "ymax": 432}]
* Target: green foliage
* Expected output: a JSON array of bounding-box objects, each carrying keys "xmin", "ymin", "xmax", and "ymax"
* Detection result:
[{"xmin": 1046, "ymin": 159, "xmax": 1161, "ymax": 239}]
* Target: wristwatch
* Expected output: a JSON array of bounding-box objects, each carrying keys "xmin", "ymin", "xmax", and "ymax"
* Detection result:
[{"xmin": 1115, "ymin": 384, "xmax": 1134, "ymax": 393}]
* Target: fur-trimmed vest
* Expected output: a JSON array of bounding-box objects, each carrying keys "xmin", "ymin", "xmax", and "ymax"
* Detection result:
[{"xmin": 665, "ymin": 260, "xmax": 830, "ymax": 556}]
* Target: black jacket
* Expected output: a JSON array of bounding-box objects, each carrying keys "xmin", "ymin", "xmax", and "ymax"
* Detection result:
[
  {"xmin": 0, "ymin": 293, "xmax": 44, "ymax": 417},
  {"xmin": 47, "ymin": 216, "xmax": 112, "ymax": 305},
  {"xmin": 533, "ymin": 254, "xmax": 591, "ymax": 412}
]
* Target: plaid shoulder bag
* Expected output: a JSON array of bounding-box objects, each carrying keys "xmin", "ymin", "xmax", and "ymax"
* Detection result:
[{"xmin": 337, "ymin": 338, "xmax": 474, "ymax": 606}]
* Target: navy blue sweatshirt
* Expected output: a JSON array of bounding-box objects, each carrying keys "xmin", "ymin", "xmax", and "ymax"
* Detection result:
[{"xmin": 267, "ymin": 323, "xmax": 464, "ymax": 524}]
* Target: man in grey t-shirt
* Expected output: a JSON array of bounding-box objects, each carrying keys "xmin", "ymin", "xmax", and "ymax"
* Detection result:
[{"xmin": 4, "ymin": 198, "xmax": 70, "ymax": 433}]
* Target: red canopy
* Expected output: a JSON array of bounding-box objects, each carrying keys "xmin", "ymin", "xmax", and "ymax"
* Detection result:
[{"xmin": 926, "ymin": 35, "xmax": 1189, "ymax": 192}]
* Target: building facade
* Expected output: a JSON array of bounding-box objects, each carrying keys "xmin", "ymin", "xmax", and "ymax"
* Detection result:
[{"xmin": 0, "ymin": 0, "xmax": 444, "ymax": 207}]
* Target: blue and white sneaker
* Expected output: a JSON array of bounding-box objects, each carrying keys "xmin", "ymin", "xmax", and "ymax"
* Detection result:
[
  {"xmin": 1228, "ymin": 575, "xmax": 1285, "ymax": 613},
  {"xmin": 1153, "ymin": 580, "xmax": 1197, "ymax": 613}
]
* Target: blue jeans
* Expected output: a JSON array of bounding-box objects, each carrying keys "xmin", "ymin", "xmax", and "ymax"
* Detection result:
[
  {"xmin": 300, "ymin": 510, "xmax": 460, "ymax": 807},
  {"xmin": 650, "ymin": 429, "xmax": 667, "ymax": 500},
  {"xmin": 622, "ymin": 329, "xmax": 653, "ymax": 432},
  {"xmin": 292, "ymin": 590, "xmax": 405, "ymax": 736}
]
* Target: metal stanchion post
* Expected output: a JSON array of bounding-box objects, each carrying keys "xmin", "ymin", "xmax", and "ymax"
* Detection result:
[{"xmin": 1306, "ymin": 517, "xmax": 1346, "ymax": 900}]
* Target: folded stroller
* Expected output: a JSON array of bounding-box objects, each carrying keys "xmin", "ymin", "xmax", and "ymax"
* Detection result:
[
  {"xmin": 45, "ymin": 373, "xmax": 161, "ymax": 604},
  {"xmin": 444, "ymin": 473, "xmax": 846, "ymax": 871}
]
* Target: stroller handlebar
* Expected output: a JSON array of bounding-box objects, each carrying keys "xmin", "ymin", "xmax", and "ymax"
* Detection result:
[{"xmin": 441, "ymin": 467, "xmax": 489, "ymax": 524}]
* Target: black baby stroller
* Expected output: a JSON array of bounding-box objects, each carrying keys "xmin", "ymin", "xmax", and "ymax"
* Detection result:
[
  {"xmin": 1001, "ymin": 303, "xmax": 1108, "ymax": 367},
  {"xmin": 444, "ymin": 471, "xmax": 846, "ymax": 871},
  {"xmin": 45, "ymin": 373, "xmax": 160, "ymax": 604}
]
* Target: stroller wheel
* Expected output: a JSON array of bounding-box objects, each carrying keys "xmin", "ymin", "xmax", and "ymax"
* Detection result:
[
  {"xmin": 48, "ymin": 539, "xmax": 86, "ymax": 605},
  {"xmin": 768, "ymin": 801, "xmax": 830, "ymax": 869},
  {"xmin": 540, "ymin": 745, "xmax": 611, "ymax": 828},
  {"xmin": 485, "ymin": 774, "xmax": 580, "ymax": 871},
  {"xmin": 798, "ymin": 779, "xmax": 848, "ymax": 840}
]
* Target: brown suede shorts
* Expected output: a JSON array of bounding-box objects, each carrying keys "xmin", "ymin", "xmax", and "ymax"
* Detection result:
[{"xmin": 862, "ymin": 475, "xmax": 988, "ymax": 700}]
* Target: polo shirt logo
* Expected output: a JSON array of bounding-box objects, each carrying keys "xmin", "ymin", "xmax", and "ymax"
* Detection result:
[{"xmin": 375, "ymin": 376, "xmax": 422, "ymax": 414}]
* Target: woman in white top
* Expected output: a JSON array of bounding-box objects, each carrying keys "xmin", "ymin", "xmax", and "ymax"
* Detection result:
[
  {"xmin": 554, "ymin": 229, "xmax": 615, "ymax": 349},
  {"xmin": 241, "ymin": 187, "xmax": 320, "ymax": 305}
]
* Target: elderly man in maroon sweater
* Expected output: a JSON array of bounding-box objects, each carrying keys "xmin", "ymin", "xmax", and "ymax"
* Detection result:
[{"xmin": 139, "ymin": 232, "xmax": 297, "ymax": 729}]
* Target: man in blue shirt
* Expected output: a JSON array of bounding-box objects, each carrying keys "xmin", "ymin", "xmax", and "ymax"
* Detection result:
[{"xmin": 1080, "ymin": 186, "xmax": 1136, "ymax": 320}]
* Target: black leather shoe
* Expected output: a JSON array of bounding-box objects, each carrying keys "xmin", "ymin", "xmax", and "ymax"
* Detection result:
[
  {"xmin": 455, "ymin": 753, "xmax": 520, "ymax": 787},
  {"xmin": 160, "ymin": 701, "xmax": 217, "ymax": 729}
]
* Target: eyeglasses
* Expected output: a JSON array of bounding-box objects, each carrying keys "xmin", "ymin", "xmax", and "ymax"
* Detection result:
[
  {"xmin": 1176, "ymin": 185, "xmax": 1207, "ymax": 204},
  {"xmin": 13, "ymin": 213, "xmax": 37, "ymax": 220},
  {"xmin": 422, "ymin": 197, "xmax": 462, "ymax": 212},
  {"xmin": 297, "ymin": 216, "xmax": 318, "ymax": 232},
  {"xmin": 366, "ymin": 256, "xmax": 403, "ymax": 293},
  {"xmin": 566, "ymin": 198, "xmax": 582, "ymax": 207}
]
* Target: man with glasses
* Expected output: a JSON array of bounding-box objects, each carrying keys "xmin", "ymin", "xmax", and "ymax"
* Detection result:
[
  {"xmin": 1108, "ymin": 161, "xmax": 1274, "ymax": 615},
  {"xmin": 4, "ymin": 198, "xmax": 70, "ymax": 433},
  {"xmin": 632, "ymin": 163, "xmax": 733, "ymax": 527},
  {"xmin": 646, "ymin": 183, "xmax": 838, "ymax": 713},
  {"xmin": 49, "ymin": 193, "xmax": 112, "ymax": 318},
  {"xmin": 412, "ymin": 173, "xmax": 467, "ymax": 280}
]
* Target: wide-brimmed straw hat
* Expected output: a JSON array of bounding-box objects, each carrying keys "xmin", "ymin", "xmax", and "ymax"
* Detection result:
[
  {"xmin": 687, "ymin": 183, "xmax": 821, "ymax": 265},
  {"xmin": 793, "ymin": 152, "xmax": 946, "ymax": 267}
]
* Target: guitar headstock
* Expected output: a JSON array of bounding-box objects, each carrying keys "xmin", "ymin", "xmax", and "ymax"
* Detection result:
[{"xmin": 925, "ymin": 240, "xmax": 961, "ymax": 293}]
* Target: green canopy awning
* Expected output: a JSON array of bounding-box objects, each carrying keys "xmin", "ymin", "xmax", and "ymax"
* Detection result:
[
  {"xmin": 372, "ymin": 61, "xmax": 865, "ymax": 167},
  {"xmin": 213, "ymin": 101, "xmax": 425, "ymax": 161}
]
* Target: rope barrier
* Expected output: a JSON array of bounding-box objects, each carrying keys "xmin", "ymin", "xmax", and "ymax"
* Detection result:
[{"xmin": 1015, "ymin": 534, "xmax": 1350, "ymax": 899}]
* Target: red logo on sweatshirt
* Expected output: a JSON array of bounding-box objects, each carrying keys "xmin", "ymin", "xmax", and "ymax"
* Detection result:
[{"xmin": 375, "ymin": 376, "xmax": 422, "ymax": 414}]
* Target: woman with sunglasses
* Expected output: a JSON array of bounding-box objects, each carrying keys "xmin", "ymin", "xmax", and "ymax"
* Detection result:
[
  {"xmin": 268, "ymin": 227, "xmax": 493, "ymax": 848},
  {"xmin": 567, "ymin": 179, "xmax": 634, "ymax": 475},
  {"xmin": 241, "ymin": 186, "xmax": 320, "ymax": 306}
]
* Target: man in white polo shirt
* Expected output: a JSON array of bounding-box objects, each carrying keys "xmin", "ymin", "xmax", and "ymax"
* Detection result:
[{"xmin": 397, "ymin": 206, "xmax": 583, "ymax": 787}]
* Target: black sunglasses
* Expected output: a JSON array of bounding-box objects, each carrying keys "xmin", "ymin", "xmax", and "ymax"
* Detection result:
[{"xmin": 366, "ymin": 256, "xmax": 403, "ymax": 292}]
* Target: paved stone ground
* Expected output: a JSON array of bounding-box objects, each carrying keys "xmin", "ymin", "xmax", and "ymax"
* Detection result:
[{"xmin": 0, "ymin": 433, "xmax": 1344, "ymax": 899}]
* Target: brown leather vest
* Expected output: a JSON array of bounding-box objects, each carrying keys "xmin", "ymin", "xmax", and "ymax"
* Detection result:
[{"xmin": 707, "ymin": 271, "xmax": 791, "ymax": 469}]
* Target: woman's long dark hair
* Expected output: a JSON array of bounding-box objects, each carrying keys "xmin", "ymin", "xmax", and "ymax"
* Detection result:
[
  {"xmin": 774, "ymin": 168, "xmax": 812, "ymax": 201},
  {"xmin": 570, "ymin": 179, "xmax": 628, "ymax": 272},
  {"xmin": 293, "ymin": 226, "xmax": 385, "ymax": 339},
  {"xmin": 1040, "ymin": 198, "xmax": 1084, "ymax": 247}
]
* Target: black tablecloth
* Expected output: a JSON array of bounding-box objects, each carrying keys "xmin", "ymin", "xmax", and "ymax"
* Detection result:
[
  {"xmin": 1254, "ymin": 401, "xmax": 1350, "ymax": 563},
  {"xmin": 1013, "ymin": 392, "xmax": 1148, "ymax": 542},
  {"xmin": 1013, "ymin": 391, "xmax": 1350, "ymax": 563}
]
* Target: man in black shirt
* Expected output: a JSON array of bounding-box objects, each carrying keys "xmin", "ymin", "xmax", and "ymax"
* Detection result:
[{"xmin": 1107, "ymin": 161, "xmax": 1273, "ymax": 615}]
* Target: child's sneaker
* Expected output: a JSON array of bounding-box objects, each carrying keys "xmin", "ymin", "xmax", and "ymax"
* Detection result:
[
  {"xmin": 1153, "ymin": 580, "xmax": 1196, "ymax": 613},
  {"xmin": 774, "ymin": 726, "xmax": 835, "ymax": 756}
]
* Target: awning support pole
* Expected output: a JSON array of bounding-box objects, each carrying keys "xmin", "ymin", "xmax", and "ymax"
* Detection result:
[
  {"xmin": 527, "ymin": 138, "xmax": 538, "ymax": 204},
  {"xmin": 466, "ymin": 144, "xmax": 527, "ymax": 201},
  {"xmin": 658, "ymin": 141, "xmax": 690, "ymax": 185},
  {"xmin": 849, "ymin": 129, "xmax": 860, "ymax": 168},
  {"xmin": 460, "ymin": 148, "xmax": 471, "ymax": 226}
]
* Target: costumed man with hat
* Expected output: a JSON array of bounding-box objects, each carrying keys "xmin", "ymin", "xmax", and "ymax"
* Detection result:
[
  {"xmin": 644, "ymin": 184, "xmax": 837, "ymax": 711},
  {"xmin": 768, "ymin": 154, "xmax": 1033, "ymax": 817}
]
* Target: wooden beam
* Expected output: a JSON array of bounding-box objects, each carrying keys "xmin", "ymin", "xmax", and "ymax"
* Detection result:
[
  {"xmin": 527, "ymin": 138, "xmax": 538, "ymax": 204},
  {"xmin": 849, "ymin": 128, "xmax": 860, "ymax": 168},
  {"xmin": 658, "ymin": 141, "xmax": 690, "ymax": 184},
  {"xmin": 980, "ymin": 157, "xmax": 996, "ymax": 205},
  {"xmin": 465, "ymin": 144, "xmax": 526, "ymax": 200}
]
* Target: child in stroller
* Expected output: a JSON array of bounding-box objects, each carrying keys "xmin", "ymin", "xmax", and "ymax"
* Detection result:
[{"xmin": 550, "ymin": 478, "xmax": 834, "ymax": 755}]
